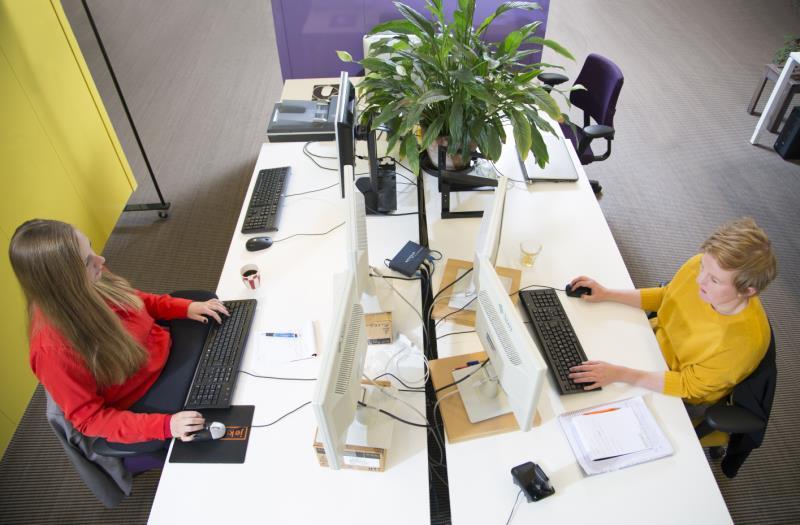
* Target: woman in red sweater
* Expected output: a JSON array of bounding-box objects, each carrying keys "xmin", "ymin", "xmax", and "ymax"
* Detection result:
[{"xmin": 9, "ymin": 219, "xmax": 229, "ymax": 444}]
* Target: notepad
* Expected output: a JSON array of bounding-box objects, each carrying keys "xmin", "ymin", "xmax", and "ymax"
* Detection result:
[
  {"xmin": 559, "ymin": 396, "xmax": 673, "ymax": 475},
  {"xmin": 255, "ymin": 320, "xmax": 317, "ymax": 367},
  {"xmin": 571, "ymin": 407, "xmax": 651, "ymax": 461}
]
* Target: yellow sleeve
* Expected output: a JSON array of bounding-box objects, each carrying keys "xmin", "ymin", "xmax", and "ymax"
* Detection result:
[{"xmin": 639, "ymin": 287, "xmax": 665, "ymax": 312}]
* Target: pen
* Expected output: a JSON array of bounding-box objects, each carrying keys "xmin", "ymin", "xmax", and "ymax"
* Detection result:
[
  {"xmin": 453, "ymin": 360, "xmax": 480, "ymax": 371},
  {"xmin": 263, "ymin": 332, "xmax": 299, "ymax": 338},
  {"xmin": 582, "ymin": 407, "xmax": 620, "ymax": 416}
]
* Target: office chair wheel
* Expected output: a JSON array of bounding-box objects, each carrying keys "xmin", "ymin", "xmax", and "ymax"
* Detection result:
[
  {"xmin": 709, "ymin": 446, "xmax": 726, "ymax": 460},
  {"xmin": 158, "ymin": 211, "xmax": 169, "ymax": 219},
  {"xmin": 589, "ymin": 179, "xmax": 603, "ymax": 195}
]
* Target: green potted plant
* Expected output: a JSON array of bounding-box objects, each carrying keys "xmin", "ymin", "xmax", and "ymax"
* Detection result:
[
  {"xmin": 774, "ymin": 35, "xmax": 800, "ymax": 67},
  {"xmin": 337, "ymin": 0, "xmax": 577, "ymax": 175}
]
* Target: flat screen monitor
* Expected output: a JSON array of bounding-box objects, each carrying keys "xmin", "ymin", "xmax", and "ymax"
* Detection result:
[
  {"xmin": 473, "ymin": 254, "xmax": 547, "ymax": 431},
  {"xmin": 311, "ymin": 268, "xmax": 367, "ymax": 470},
  {"xmin": 335, "ymin": 71, "xmax": 356, "ymax": 198},
  {"xmin": 343, "ymin": 165, "xmax": 373, "ymax": 297},
  {"xmin": 448, "ymin": 176, "xmax": 508, "ymax": 309}
]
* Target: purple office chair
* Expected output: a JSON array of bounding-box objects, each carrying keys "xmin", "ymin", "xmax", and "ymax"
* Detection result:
[{"xmin": 539, "ymin": 53, "xmax": 624, "ymax": 194}]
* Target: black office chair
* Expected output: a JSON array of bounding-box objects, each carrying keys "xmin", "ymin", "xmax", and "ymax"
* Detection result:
[
  {"xmin": 694, "ymin": 325, "xmax": 777, "ymax": 478},
  {"xmin": 539, "ymin": 53, "xmax": 624, "ymax": 194}
]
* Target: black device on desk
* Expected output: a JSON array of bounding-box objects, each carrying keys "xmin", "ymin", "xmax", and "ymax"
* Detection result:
[
  {"xmin": 267, "ymin": 98, "xmax": 337, "ymax": 142},
  {"xmin": 241, "ymin": 166, "xmax": 290, "ymax": 234},
  {"xmin": 518, "ymin": 289, "xmax": 598, "ymax": 394},
  {"xmin": 184, "ymin": 299, "xmax": 257, "ymax": 410}
]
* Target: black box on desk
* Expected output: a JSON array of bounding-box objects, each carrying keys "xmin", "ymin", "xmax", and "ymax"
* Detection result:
[{"xmin": 267, "ymin": 99, "xmax": 336, "ymax": 142}]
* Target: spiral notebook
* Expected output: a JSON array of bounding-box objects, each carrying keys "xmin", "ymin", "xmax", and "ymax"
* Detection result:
[{"xmin": 559, "ymin": 396, "xmax": 673, "ymax": 475}]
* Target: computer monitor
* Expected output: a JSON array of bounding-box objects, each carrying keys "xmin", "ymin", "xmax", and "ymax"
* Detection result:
[
  {"xmin": 334, "ymin": 71, "xmax": 357, "ymax": 198},
  {"xmin": 311, "ymin": 268, "xmax": 367, "ymax": 470},
  {"xmin": 472, "ymin": 254, "xmax": 547, "ymax": 431},
  {"xmin": 343, "ymin": 165, "xmax": 374, "ymax": 297},
  {"xmin": 448, "ymin": 176, "xmax": 508, "ymax": 309}
]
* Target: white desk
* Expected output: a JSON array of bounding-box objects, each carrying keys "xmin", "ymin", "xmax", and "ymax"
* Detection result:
[
  {"xmin": 425, "ymin": 123, "xmax": 732, "ymax": 523},
  {"xmin": 750, "ymin": 51, "xmax": 800, "ymax": 143},
  {"xmin": 148, "ymin": 139, "xmax": 430, "ymax": 524}
]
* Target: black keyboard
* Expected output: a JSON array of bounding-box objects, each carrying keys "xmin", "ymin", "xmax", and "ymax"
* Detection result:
[
  {"xmin": 241, "ymin": 167, "xmax": 291, "ymax": 233},
  {"xmin": 184, "ymin": 299, "xmax": 257, "ymax": 410},
  {"xmin": 519, "ymin": 289, "xmax": 598, "ymax": 395}
]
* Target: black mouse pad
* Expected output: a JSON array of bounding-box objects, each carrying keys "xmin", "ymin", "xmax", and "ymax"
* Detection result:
[{"xmin": 169, "ymin": 405, "xmax": 255, "ymax": 464}]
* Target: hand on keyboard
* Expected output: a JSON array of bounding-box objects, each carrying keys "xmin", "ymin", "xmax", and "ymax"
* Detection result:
[
  {"xmin": 568, "ymin": 360, "xmax": 624, "ymax": 390},
  {"xmin": 187, "ymin": 298, "xmax": 231, "ymax": 324}
]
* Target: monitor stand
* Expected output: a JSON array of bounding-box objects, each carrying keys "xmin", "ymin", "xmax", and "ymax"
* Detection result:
[
  {"xmin": 346, "ymin": 384, "xmax": 397, "ymax": 450},
  {"xmin": 453, "ymin": 362, "xmax": 512, "ymax": 424},
  {"xmin": 356, "ymin": 170, "xmax": 397, "ymax": 215}
]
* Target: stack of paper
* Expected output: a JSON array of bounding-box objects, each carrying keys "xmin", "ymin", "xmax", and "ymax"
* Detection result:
[{"xmin": 559, "ymin": 396, "xmax": 673, "ymax": 475}]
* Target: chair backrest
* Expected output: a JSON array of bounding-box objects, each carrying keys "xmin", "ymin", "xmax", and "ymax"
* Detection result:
[{"xmin": 570, "ymin": 53, "xmax": 624, "ymax": 128}]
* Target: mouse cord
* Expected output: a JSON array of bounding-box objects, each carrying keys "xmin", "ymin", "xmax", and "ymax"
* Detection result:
[{"xmin": 249, "ymin": 401, "xmax": 310, "ymax": 428}]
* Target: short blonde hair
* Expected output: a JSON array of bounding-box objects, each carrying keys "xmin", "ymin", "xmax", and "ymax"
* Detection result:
[{"xmin": 701, "ymin": 217, "xmax": 777, "ymax": 294}]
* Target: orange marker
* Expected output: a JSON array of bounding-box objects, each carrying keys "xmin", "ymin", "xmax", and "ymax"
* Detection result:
[{"xmin": 582, "ymin": 407, "xmax": 620, "ymax": 416}]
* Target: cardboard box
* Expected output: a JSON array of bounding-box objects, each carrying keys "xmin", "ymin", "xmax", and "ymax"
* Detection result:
[
  {"xmin": 313, "ymin": 429, "xmax": 387, "ymax": 472},
  {"xmin": 364, "ymin": 312, "xmax": 393, "ymax": 345}
]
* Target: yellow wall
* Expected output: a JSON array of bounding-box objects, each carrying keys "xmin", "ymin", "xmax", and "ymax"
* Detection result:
[{"xmin": 0, "ymin": 0, "xmax": 136, "ymax": 455}]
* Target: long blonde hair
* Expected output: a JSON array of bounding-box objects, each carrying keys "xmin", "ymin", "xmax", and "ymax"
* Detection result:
[{"xmin": 9, "ymin": 219, "xmax": 147, "ymax": 387}]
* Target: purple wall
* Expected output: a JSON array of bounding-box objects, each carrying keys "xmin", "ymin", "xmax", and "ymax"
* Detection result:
[{"xmin": 272, "ymin": 0, "xmax": 550, "ymax": 80}]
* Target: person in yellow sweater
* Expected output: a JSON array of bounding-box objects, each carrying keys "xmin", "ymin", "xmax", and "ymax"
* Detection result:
[{"xmin": 567, "ymin": 217, "xmax": 776, "ymax": 410}]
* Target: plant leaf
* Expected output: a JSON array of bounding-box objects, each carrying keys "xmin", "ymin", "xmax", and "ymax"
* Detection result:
[
  {"xmin": 448, "ymin": 98, "xmax": 464, "ymax": 147},
  {"xmin": 476, "ymin": 1, "xmax": 541, "ymax": 35},
  {"xmin": 402, "ymin": 133, "xmax": 420, "ymax": 175},
  {"xmin": 420, "ymin": 115, "xmax": 445, "ymax": 150},
  {"xmin": 509, "ymin": 109, "xmax": 532, "ymax": 159},
  {"xmin": 337, "ymin": 50, "xmax": 353, "ymax": 63},
  {"xmin": 416, "ymin": 89, "xmax": 451, "ymax": 106},
  {"xmin": 395, "ymin": 2, "xmax": 436, "ymax": 36},
  {"xmin": 529, "ymin": 125, "xmax": 549, "ymax": 167},
  {"xmin": 526, "ymin": 37, "xmax": 575, "ymax": 60},
  {"xmin": 369, "ymin": 19, "xmax": 420, "ymax": 36}
]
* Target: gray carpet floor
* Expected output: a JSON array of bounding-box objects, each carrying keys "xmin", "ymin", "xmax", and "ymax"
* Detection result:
[{"xmin": 1, "ymin": 0, "xmax": 799, "ymax": 523}]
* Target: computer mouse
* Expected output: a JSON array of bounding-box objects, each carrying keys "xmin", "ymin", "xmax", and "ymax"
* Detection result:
[
  {"xmin": 565, "ymin": 283, "xmax": 592, "ymax": 298},
  {"xmin": 321, "ymin": 85, "xmax": 333, "ymax": 97},
  {"xmin": 189, "ymin": 421, "xmax": 226, "ymax": 442},
  {"xmin": 246, "ymin": 236, "xmax": 273, "ymax": 251}
]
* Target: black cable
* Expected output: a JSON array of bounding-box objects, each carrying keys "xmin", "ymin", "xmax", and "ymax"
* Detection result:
[
  {"xmin": 357, "ymin": 401, "xmax": 430, "ymax": 428},
  {"xmin": 428, "ymin": 249, "xmax": 443, "ymax": 261},
  {"xmin": 436, "ymin": 329, "xmax": 476, "ymax": 340},
  {"xmin": 239, "ymin": 370, "xmax": 316, "ymax": 381},
  {"xmin": 250, "ymin": 401, "xmax": 311, "ymax": 428},
  {"xmin": 435, "ymin": 295, "xmax": 476, "ymax": 326},
  {"xmin": 505, "ymin": 489, "xmax": 524, "ymax": 525},
  {"xmin": 284, "ymin": 182, "xmax": 338, "ymax": 197},
  {"xmin": 434, "ymin": 359, "xmax": 490, "ymax": 393},
  {"xmin": 371, "ymin": 372, "xmax": 426, "ymax": 391},
  {"xmin": 432, "ymin": 266, "xmax": 473, "ymax": 303},
  {"xmin": 272, "ymin": 222, "xmax": 344, "ymax": 243},
  {"xmin": 369, "ymin": 273, "xmax": 421, "ymax": 281}
]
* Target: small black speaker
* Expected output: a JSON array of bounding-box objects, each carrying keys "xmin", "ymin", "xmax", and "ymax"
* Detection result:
[{"xmin": 774, "ymin": 106, "xmax": 800, "ymax": 159}]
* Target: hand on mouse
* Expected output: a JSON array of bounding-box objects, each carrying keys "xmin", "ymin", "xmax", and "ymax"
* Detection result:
[
  {"xmin": 187, "ymin": 298, "xmax": 230, "ymax": 324},
  {"xmin": 170, "ymin": 411, "xmax": 205, "ymax": 441},
  {"xmin": 568, "ymin": 276, "xmax": 609, "ymax": 302}
]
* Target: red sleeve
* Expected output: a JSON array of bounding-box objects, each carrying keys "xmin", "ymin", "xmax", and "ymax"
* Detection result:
[
  {"xmin": 136, "ymin": 291, "xmax": 191, "ymax": 321},
  {"xmin": 32, "ymin": 344, "xmax": 171, "ymax": 443}
]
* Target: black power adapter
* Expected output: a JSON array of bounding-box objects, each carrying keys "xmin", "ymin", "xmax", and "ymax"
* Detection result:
[
  {"xmin": 388, "ymin": 241, "xmax": 430, "ymax": 277},
  {"xmin": 511, "ymin": 461, "xmax": 555, "ymax": 502}
]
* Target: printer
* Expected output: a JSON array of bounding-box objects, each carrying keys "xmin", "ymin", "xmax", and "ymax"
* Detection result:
[{"xmin": 266, "ymin": 96, "xmax": 338, "ymax": 142}]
